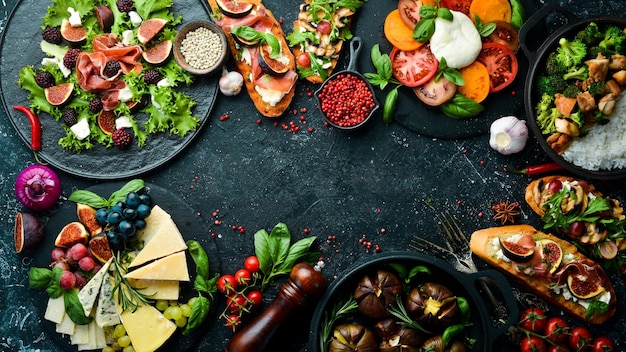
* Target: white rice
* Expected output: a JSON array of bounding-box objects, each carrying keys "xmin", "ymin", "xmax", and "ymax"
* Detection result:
[{"xmin": 561, "ymin": 93, "xmax": 626, "ymax": 171}]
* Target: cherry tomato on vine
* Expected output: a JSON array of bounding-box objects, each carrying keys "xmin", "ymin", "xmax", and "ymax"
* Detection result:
[
  {"xmin": 569, "ymin": 326, "xmax": 592, "ymax": 351},
  {"xmin": 591, "ymin": 336, "xmax": 615, "ymax": 352},
  {"xmin": 244, "ymin": 255, "xmax": 261, "ymax": 273},
  {"xmin": 544, "ymin": 317, "xmax": 569, "ymax": 344},
  {"xmin": 217, "ymin": 274, "xmax": 238, "ymax": 295},
  {"xmin": 225, "ymin": 314, "xmax": 241, "ymax": 331},
  {"xmin": 227, "ymin": 294, "xmax": 247, "ymax": 314},
  {"xmin": 520, "ymin": 336, "xmax": 546, "ymax": 352},
  {"xmin": 235, "ymin": 269, "xmax": 252, "ymax": 285},
  {"xmin": 547, "ymin": 345, "xmax": 567, "ymax": 352},
  {"xmin": 247, "ymin": 290, "xmax": 263, "ymax": 307},
  {"xmin": 519, "ymin": 307, "xmax": 547, "ymax": 333}
]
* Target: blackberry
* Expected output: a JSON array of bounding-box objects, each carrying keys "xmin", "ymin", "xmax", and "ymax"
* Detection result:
[
  {"xmin": 112, "ymin": 128, "xmax": 132, "ymax": 149},
  {"xmin": 63, "ymin": 49, "xmax": 81, "ymax": 70},
  {"xmin": 88, "ymin": 97, "xmax": 103, "ymax": 113},
  {"xmin": 42, "ymin": 26, "xmax": 62, "ymax": 44},
  {"xmin": 116, "ymin": 0, "xmax": 133, "ymax": 12},
  {"xmin": 62, "ymin": 108, "xmax": 79, "ymax": 126},
  {"xmin": 143, "ymin": 69, "xmax": 162, "ymax": 85},
  {"xmin": 103, "ymin": 60, "xmax": 121, "ymax": 78},
  {"xmin": 35, "ymin": 71, "xmax": 55, "ymax": 89}
]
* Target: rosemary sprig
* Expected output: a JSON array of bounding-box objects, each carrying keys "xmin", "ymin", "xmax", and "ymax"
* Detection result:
[
  {"xmin": 110, "ymin": 253, "xmax": 153, "ymax": 312},
  {"xmin": 319, "ymin": 295, "xmax": 359, "ymax": 352},
  {"xmin": 388, "ymin": 295, "xmax": 433, "ymax": 334}
]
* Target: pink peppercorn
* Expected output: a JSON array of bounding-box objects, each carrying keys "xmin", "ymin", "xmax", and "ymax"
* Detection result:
[{"xmin": 318, "ymin": 73, "xmax": 376, "ymax": 128}]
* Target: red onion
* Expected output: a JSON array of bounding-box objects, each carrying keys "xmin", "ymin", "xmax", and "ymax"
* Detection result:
[{"xmin": 15, "ymin": 165, "xmax": 62, "ymax": 211}]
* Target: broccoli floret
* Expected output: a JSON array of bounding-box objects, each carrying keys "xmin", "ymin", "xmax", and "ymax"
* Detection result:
[
  {"xmin": 545, "ymin": 51, "xmax": 567, "ymax": 75},
  {"xmin": 556, "ymin": 38, "xmax": 587, "ymax": 69},
  {"xmin": 563, "ymin": 84, "xmax": 581, "ymax": 98},
  {"xmin": 576, "ymin": 22, "xmax": 604, "ymax": 46},
  {"xmin": 599, "ymin": 25, "xmax": 626, "ymax": 55},
  {"xmin": 594, "ymin": 110, "xmax": 610, "ymax": 125},
  {"xmin": 588, "ymin": 45, "xmax": 610, "ymax": 59},
  {"xmin": 537, "ymin": 74, "xmax": 568, "ymax": 97},
  {"xmin": 587, "ymin": 81, "xmax": 604, "ymax": 95},
  {"xmin": 535, "ymin": 93, "xmax": 562, "ymax": 134},
  {"xmin": 563, "ymin": 65, "xmax": 589, "ymax": 81},
  {"xmin": 569, "ymin": 110, "xmax": 586, "ymax": 128}
]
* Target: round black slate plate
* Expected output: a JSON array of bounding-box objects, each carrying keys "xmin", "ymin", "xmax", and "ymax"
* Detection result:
[
  {"xmin": 0, "ymin": 0, "xmax": 219, "ymax": 180},
  {"xmin": 31, "ymin": 182, "xmax": 221, "ymax": 352},
  {"xmin": 363, "ymin": 0, "xmax": 539, "ymax": 139}
]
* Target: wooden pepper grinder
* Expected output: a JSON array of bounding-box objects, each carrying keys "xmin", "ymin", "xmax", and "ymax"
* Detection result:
[{"xmin": 221, "ymin": 262, "xmax": 328, "ymax": 352}]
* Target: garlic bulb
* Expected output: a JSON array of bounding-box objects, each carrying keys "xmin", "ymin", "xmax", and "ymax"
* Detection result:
[
  {"xmin": 219, "ymin": 69, "xmax": 244, "ymax": 96},
  {"xmin": 489, "ymin": 115, "xmax": 528, "ymax": 155}
]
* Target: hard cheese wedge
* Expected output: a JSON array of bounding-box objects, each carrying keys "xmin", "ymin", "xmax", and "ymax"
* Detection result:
[
  {"xmin": 128, "ymin": 278, "xmax": 181, "ymax": 300},
  {"xmin": 129, "ymin": 217, "xmax": 187, "ymax": 268},
  {"xmin": 77, "ymin": 257, "xmax": 112, "ymax": 316},
  {"xmin": 116, "ymin": 301, "xmax": 177, "ymax": 352},
  {"xmin": 135, "ymin": 205, "xmax": 171, "ymax": 244},
  {"xmin": 44, "ymin": 295, "xmax": 65, "ymax": 324},
  {"xmin": 124, "ymin": 251, "xmax": 189, "ymax": 281}
]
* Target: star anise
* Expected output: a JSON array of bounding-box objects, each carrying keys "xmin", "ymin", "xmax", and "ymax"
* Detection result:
[{"xmin": 492, "ymin": 200, "xmax": 521, "ymax": 225}]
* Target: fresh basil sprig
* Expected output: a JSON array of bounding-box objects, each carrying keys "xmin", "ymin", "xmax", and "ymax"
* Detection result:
[
  {"xmin": 413, "ymin": 5, "xmax": 452, "ymax": 43},
  {"xmin": 68, "ymin": 179, "xmax": 145, "ymax": 209},
  {"xmin": 440, "ymin": 94, "xmax": 485, "ymax": 119},
  {"xmin": 474, "ymin": 15, "xmax": 496, "ymax": 37},
  {"xmin": 254, "ymin": 223, "xmax": 318, "ymax": 291},
  {"xmin": 231, "ymin": 26, "xmax": 281, "ymax": 59},
  {"xmin": 436, "ymin": 57, "xmax": 464, "ymax": 86},
  {"xmin": 365, "ymin": 45, "xmax": 401, "ymax": 123},
  {"xmin": 183, "ymin": 240, "xmax": 218, "ymax": 335}
]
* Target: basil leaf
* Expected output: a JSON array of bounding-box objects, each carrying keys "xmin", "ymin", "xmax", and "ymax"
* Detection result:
[
  {"xmin": 183, "ymin": 295, "xmax": 210, "ymax": 335},
  {"xmin": 269, "ymin": 223, "xmax": 291, "ymax": 268},
  {"xmin": 419, "ymin": 5, "xmax": 437, "ymax": 19},
  {"xmin": 28, "ymin": 267, "xmax": 54, "ymax": 290},
  {"xmin": 68, "ymin": 190, "xmax": 109, "ymax": 209},
  {"xmin": 109, "ymin": 179, "xmax": 145, "ymax": 204},
  {"xmin": 509, "ymin": 0, "xmax": 526, "ymax": 29},
  {"xmin": 231, "ymin": 26, "xmax": 263, "ymax": 42},
  {"xmin": 408, "ymin": 265, "xmax": 431, "ymax": 279},
  {"xmin": 437, "ymin": 7, "xmax": 453, "ymax": 21},
  {"xmin": 194, "ymin": 274, "xmax": 218, "ymax": 295},
  {"xmin": 187, "ymin": 240, "xmax": 209, "ymax": 280},
  {"xmin": 474, "ymin": 15, "xmax": 496, "ymax": 37},
  {"xmin": 443, "ymin": 68, "xmax": 465, "ymax": 86},
  {"xmin": 64, "ymin": 291, "xmax": 93, "ymax": 325},
  {"xmin": 388, "ymin": 263, "xmax": 407, "ymax": 281},
  {"xmin": 254, "ymin": 229, "xmax": 272, "ymax": 276},
  {"xmin": 263, "ymin": 33, "xmax": 281, "ymax": 59},
  {"xmin": 413, "ymin": 18, "xmax": 435, "ymax": 43},
  {"xmin": 440, "ymin": 94, "xmax": 485, "ymax": 119},
  {"xmin": 46, "ymin": 267, "xmax": 64, "ymax": 298},
  {"xmin": 279, "ymin": 236, "xmax": 317, "ymax": 272}
]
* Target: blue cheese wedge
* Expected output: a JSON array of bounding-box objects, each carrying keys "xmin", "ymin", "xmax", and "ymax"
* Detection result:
[
  {"xmin": 95, "ymin": 274, "xmax": 120, "ymax": 328},
  {"xmin": 78, "ymin": 257, "xmax": 112, "ymax": 316},
  {"xmin": 129, "ymin": 218, "xmax": 187, "ymax": 268},
  {"xmin": 124, "ymin": 251, "xmax": 189, "ymax": 281}
]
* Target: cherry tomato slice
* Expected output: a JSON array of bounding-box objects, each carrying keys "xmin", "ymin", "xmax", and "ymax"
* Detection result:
[
  {"xmin": 476, "ymin": 42, "xmax": 518, "ymax": 93},
  {"xmin": 398, "ymin": 0, "xmax": 423, "ymax": 29},
  {"xmin": 296, "ymin": 52, "xmax": 311, "ymax": 68},
  {"xmin": 391, "ymin": 45, "xmax": 438, "ymax": 87},
  {"xmin": 487, "ymin": 20, "xmax": 520, "ymax": 53},
  {"xmin": 316, "ymin": 20, "xmax": 332, "ymax": 35},
  {"xmin": 412, "ymin": 76, "xmax": 456, "ymax": 106},
  {"xmin": 439, "ymin": 0, "xmax": 471, "ymax": 15}
]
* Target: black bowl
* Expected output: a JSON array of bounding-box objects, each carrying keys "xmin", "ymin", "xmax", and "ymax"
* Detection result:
[
  {"xmin": 521, "ymin": 5, "xmax": 626, "ymax": 180},
  {"xmin": 308, "ymin": 251, "xmax": 518, "ymax": 352}
]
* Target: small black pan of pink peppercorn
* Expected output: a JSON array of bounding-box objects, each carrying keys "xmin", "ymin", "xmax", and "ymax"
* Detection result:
[{"xmin": 315, "ymin": 37, "xmax": 379, "ymax": 130}]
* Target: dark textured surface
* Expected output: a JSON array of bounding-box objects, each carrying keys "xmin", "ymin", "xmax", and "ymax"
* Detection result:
[{"xmin": 1, "ymin": 0, "xmax": 625, "ymax": 351}]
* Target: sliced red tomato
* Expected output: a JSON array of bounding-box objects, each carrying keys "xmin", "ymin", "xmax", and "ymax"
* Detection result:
[
  {"xmin": 398, "ymin": 0, "xmax": 423, "ymax": 29},
  {"xmin": 476, "ymin": 42, "xmax": 518, "ymax": 93},
  {"xmin": 390, "ymin": 46, "xmax": 438, "ymax": 87},
  {"xmin": 413, "ymin": 76, "xmax": 456, "ymax": 106},
  {"xmin": 439, "ymin": 0, "xmax": 472, "ymax": 15},
  {"xmin": 486, "ymin": 20, "xmax": 520, "ymax": 53}
]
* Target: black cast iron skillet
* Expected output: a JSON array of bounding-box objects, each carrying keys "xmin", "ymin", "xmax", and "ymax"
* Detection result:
[
  {"xmin": 308, "ymin": 251, "xmax": 518, "ymax": 352},
  {"xmin": 520, "ymin": 5, "xmax": 626, "ymax": 180}
]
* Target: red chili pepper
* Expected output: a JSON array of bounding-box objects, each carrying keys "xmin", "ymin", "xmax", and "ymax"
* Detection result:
[
  {"xmin": 13, "ymin": 105, "xmax": 42, "ymax": 152},
  {"xmin": 506, "ymin": 162, "xmax": 564, "ymax": 175}
]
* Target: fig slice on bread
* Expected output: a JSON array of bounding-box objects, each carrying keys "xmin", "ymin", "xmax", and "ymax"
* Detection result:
[{"xmin": 470, "ymin": 224, "xmax": 616, "ymax": 324}]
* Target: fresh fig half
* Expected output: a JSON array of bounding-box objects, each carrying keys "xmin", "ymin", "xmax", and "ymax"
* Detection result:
[
  {"xmin": 89, "ymin": 233, "xmax": 112, "ymax": 264},
  {"xmin": 60, "ymin": 18, "xmax": 86, "ymax": 45},
  {"xmin": 538, "ymin": 239, "xmax": 563, "ymax": 274},
  {"xmin": 567, "ymin": 273, "xmax": 605, "ymax": 299},
  {"xmin": 54, "ymin": 221, "xmax": 89, "ymax": 248},
  {"xmin": 499, "ymin": 237, "xmax": 534, "ymax": 262},
  {"xmin": 95, "ymin": 5, "xmax": 114, "ymax": 32},
  {"xmin": 14, "ymin": 212, "xmax": 44, "ymax": 253},
  {"xmin": 258, "ymin": 43, "xmax": 289, "ymax": 75},
  {"xmin": 142, "ymin": 39, "xmax": 172, "ymax": 65},
  {"xmin": 44, "ymin": 83, "xmax": 74, "ymax": 106},
  {"xmin": 97, "ymin": 110, "xmax": 116, "ymax": 135},
  {"xmin": 216, "ymin": 0, "xmax": 253, "ymax": 18},
  {"xmin": 76, "ymin": 203, "xmax": 102, "ymax": 236},
  {"xmin": 137, "ymin": 18, "xmax": 168, "ymax": 44}
]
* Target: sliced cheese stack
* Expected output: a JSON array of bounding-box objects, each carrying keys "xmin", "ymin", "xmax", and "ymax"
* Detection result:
[{"xmin": 44, "ymin": 295, "xmax": 108, "ymax": 351}]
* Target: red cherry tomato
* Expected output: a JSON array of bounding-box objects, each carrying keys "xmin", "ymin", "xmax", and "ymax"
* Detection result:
[
  {"xmin": 397, "ymin": 0, "xmax": 423, "ymax": 29},
  {"xmin": 439, "ymin": 0, "xmax": 472, "ymax": 14},
  {"xmin": 225, "ymin": 314, "xmax": 241, "ymax": 331},
  {"xmin": 518, "ymin": 307, "xmax": 547, "ymax": 334},
  {"xmin": 316, "ymin": 20, "xmax": 332, "ymax": 35},
  {"xmin": 569, "ymin": 326, "xmax": 592, "ymax": 351},
  {"xmin": 544, "ymin": 317, "xmax": 569, "ymax": 344},
  {"xmin": 296, "ymin": 52, "xmax": 311, "ymax": 68},
  {"xmin": 243, "ymin": 255, "xmax": 261, "ymax": 273},
  {"xmin": 234, "ymin": 269, "xmax": 252, "ymax": 286},
  {"xmin": 227, "ymin": 294, "xmax": 247, "ymax": 313},
  {"xmin": 217, "ymin": 274, "xmax": 238, "ymax": 295},
  {"xmin": 520, "ymin": 336, "xmax": 546, "ymax": 352},
  {"xmin": 476, "ymin": 42, "xmax": 519, "ymax": 93},
  {"xmin": 390, "ymin": 45, "xmax": 438, "ymax": 87},
  {"xmin": 547, "ymin": 345, "xmax": 567, "ymax": 352},
  {"xmin": 591, "ymin": 336, "xmax": 615, "ymax": 352},
  {"xmin": 247, "ymin": 290, "xmax": 263, "ymax": 307}
]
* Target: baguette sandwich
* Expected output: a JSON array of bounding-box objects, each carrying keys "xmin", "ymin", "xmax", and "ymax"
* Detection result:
[
  {"xmin": 470, "ymin": 224, "xmax": 616, "ymax": 324},
  {"xmin": 207, "ymin": 0, "xmax": 297, "ymax": 117},
  {"xmin": 287, "ymin": 0, "xmax": 367, "ymax": 83}
]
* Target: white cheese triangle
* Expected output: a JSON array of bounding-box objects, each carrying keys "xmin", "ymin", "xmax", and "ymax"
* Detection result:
[
  {"xmin": 129, "ymin": 218, "xmax": 187, "ymax": 268},
  {"xmin": 124, "ymin": 251, "xmax": 189, "ymax": 281}
]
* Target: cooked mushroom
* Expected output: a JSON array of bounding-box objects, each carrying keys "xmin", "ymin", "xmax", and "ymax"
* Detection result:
[
  {"xmin": 333, "ymin": 7, "xmax": 354, "ymax": 28},
  {"xmin": 580, "ymin": 222, "xmax": 608, "ymax": 244}
]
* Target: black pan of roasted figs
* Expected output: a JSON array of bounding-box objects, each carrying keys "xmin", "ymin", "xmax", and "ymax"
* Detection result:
[{"xmin": 308, "ymin": 251, "xmax": 518, "ymax": 352}]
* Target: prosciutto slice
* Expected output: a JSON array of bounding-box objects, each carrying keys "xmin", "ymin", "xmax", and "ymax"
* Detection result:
[
  {"xmin": 101, "ymin": 80, "xmax": 128, "ymax": 111},
  {"xmin": 92, "ymin": 34, "xmax": 143, "ymax": 74}
]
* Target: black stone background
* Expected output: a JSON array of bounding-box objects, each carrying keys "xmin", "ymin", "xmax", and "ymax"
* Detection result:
[{"xmin": 1, "ymin": 0, "xmax": 625, "ymax": 351}]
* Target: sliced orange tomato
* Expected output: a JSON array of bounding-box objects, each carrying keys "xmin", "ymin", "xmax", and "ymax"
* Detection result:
[
  {"xmin": 457, "ymin": 61, "xmax": 490, "ymax": 103},
  {"xmin": 469, "ymin": 0, "xmax": 512, "ymax": 24},
  {"xmin": 384, "ymin": 9, "xmax": 423, "ymax": 51}
]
